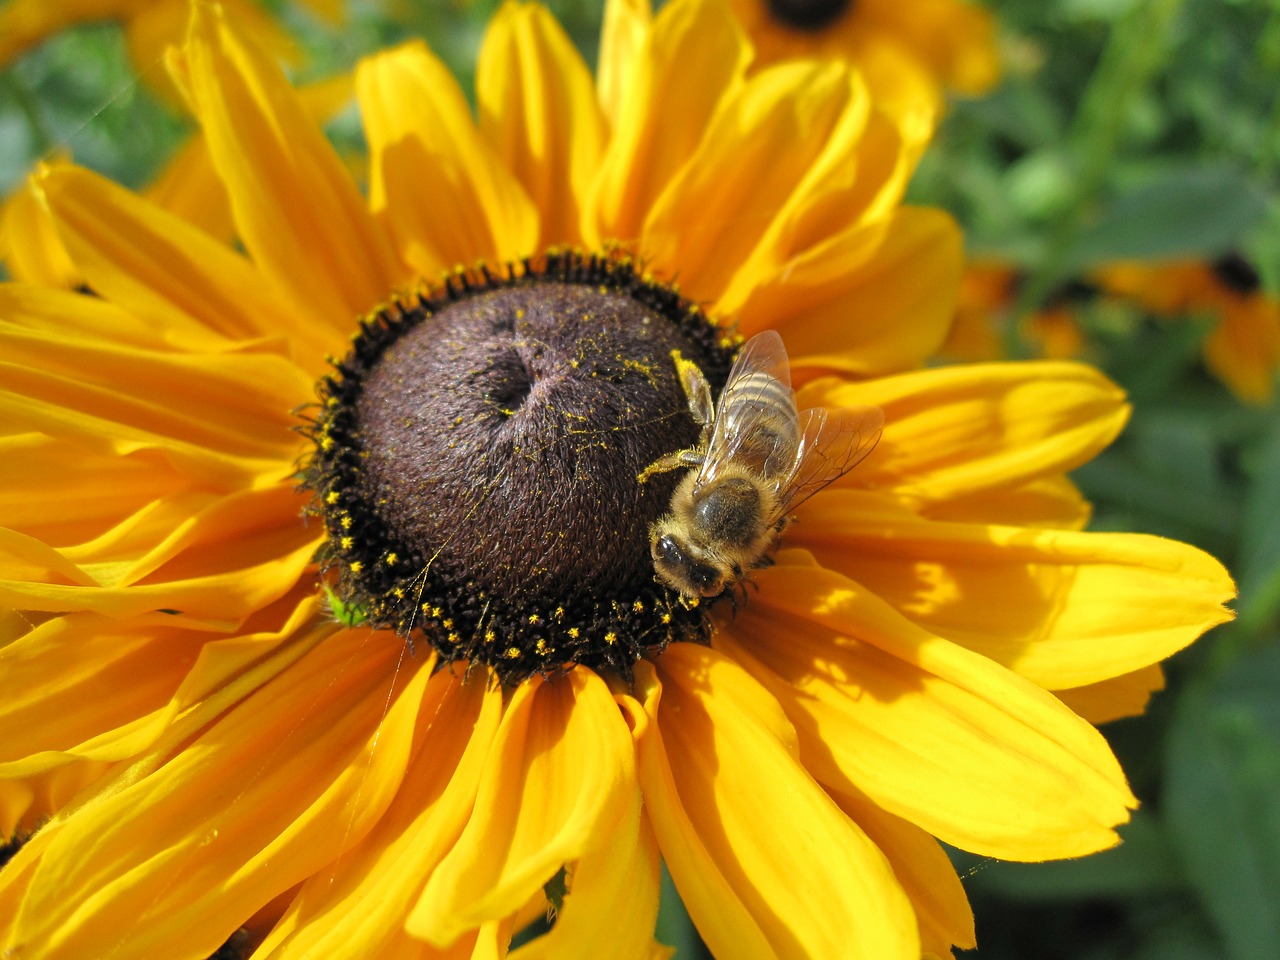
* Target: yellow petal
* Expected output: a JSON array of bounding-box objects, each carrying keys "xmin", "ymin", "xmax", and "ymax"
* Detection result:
[
  {"xmin": 477, "ymin": 2, "xmax": 606, "ymax": 248},
  {"xmin": 635, "ymin": 646, "xmax": 919, "ymax": 960},
  {"xmin": 0, "ymin": 761, "xmax": 111, "ymax": 840},
  {"xmin": 0, "ymin": 612, "xmax": 202, "ymax": 771},
  {"xmin": 143, "ymin": 131, "xmax": 236, "ymax": 244},
  {"xmin": 792, "ymin": 490, "xmax": 1236, "ymax": 689},
  {"xmin": 510, "ymin": 791, "xmax": 659, "ymax": 960},
  {"xmin": 1203, "ymin": 296, "xmax": 1280, "ymax": 405},
  {"xmin": 0, "ymin": 490, "xmax": 318, "ymax": 630},
  {"xmin": 0, "ymin": 595, "xmax": 317, "ymax": 778},
  {"xmin": 357, "ymin": 39, "xmax": 539, "ymax": 273},
  {"xmin": 1056, "ymin": 665, "xmax": 1166, "ymax": 725},
  {"xmin": 0, "ymin": 0, "xmax": 141, "ymax": 65},
  {"xmin": 721, "ymin": 561, "xmax": 1138, "ymax": 860},
  {"xmin": 586, "ymin": 0, "xmax": 750, "ymax": 246},
  {"xmin": 736, "ymin": 206, "xmax": 962, "ymax": 377},
  {"xmin": 2, "ymin": 626, "xmax": 431, "ymax": 960},
  {"xmin": 38, "ymin": 164, "xmax": 342, "ymax": 365},
  {"xmin": 253, "ymin": 666, "xmax": 503, "ymax": 960},
  {"xmin": 409, "ymin": 667, "xmax": 638, "ymax": 947},
  {"xmin": 0, "ymin": 321, "xmax": 310, "ymax": 461},
  {"xmin": 597, "ymin": 0, "xmax": 651, "ymax": 126},
  {"xmin": 642, "ymin": 60, "xmax": 868, "ymax": 305},
  {"xmin": 806, "ymin": 361, "xmax": 1130, "ymax": 504},
  {"xmin": 1, "ymin": 160, "xmax": 81, "ymax": 288},
  {"xmin": 831, "ymin": 785, "xmax": 976, "ymax": 956},
  {"xmin": 184, "ymin": 1, "xmax": 406, "ymax": 332},
  {"xmin": 922, "ymin": 475, "xmax": 1092, "ymax": 530},
  {"xmin": 0, "ymin": 432, "xmax": 182, "ymax": 547}
]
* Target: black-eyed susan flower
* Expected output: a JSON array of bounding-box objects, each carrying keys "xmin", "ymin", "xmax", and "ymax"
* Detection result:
[
  {"xmin": 940, "ymin": 260, "xmax": 1091, "ymax": 363},
  {"xmin": 724, "ymin": 0, "xmax": 1000, "ymax": 114},
  {"xmin": 0, "ymin": 2, "xmax": 1233, "ymax": 959},
  {"xmin": 1097, "ymin": 255, "xmax": 1280, "ymax": 405}
]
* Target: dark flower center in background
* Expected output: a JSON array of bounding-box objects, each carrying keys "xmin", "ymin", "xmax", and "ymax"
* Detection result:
[
  {"xmin": 766, "ymin": 0, "xmax": 852, "ymax": 32},
  {"xmin": 304, "ymin": 252, "xmax": 735, "ymax": 684},
  {"xmin": 1210, "ymin": 251, "xmax": 1261, "ymax": 295}
]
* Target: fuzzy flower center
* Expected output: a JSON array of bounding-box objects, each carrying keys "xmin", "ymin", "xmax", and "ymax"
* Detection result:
[
  {"xmin": 766, "ymin": 0, "xmax": 852, "ymax": 32},
  {"xmin": 304, "ymin": 253, "xmax": 735, "ymax": 684}
]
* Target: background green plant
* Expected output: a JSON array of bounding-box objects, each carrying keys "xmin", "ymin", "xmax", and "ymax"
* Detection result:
[{"xmin": 1, "ymin": 0, "xmax": 1276, "ymax": 957}]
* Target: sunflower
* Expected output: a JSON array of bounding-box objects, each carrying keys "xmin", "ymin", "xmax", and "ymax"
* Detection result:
[
  {"xmin": 723, "ymin": 0, "xmax": 1000, "ymax": 113},
  {"xmin": 0, "ymin": 1, "xmax": 1233, "ymax": 958},
  {"xmin": 1097, "ymin": 254, "xmax": 1280, "ymax": 405}
]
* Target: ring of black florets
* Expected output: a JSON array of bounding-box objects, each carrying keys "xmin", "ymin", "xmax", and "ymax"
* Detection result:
[{"xmin": 301, "ymin": 250, "xmax": 737, "ymax": 686}]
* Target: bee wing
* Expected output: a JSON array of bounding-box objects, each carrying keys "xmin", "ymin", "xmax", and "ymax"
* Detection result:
[
  {"xmin": 770, "ymin": 404, "xmax": 884, "ymax": 521},
  {"xmin": 694, "ymin": 331, "xmax": 796, "ymax": 490}
]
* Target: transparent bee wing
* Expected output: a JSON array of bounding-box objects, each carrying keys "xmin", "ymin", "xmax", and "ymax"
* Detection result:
[
  {"xmin": 694, "ymin": 331, "xmax": 798, "ymax": 491},
  {"xmin": 770, "ymin": 404, "xmax": 885, "ymax": 521}
]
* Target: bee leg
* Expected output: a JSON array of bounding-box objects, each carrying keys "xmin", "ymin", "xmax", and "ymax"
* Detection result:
[{"xmin": 637, "ymin": 447, "xmax": 704, "ymax": 483}]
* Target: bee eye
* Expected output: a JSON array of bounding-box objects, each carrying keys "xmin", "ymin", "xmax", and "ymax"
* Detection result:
[{"xmin": 654, "ymin": 534, "xmax": 683, "ymax": 566}]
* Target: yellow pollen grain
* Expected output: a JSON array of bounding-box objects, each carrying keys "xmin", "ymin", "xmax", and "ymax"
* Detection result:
[
  {"xmin": 320, "ymin": 437, "xmax": 335, "ymax": 451},
  {"xmin": 385, "ymin": 552, "xmax": 398, "ymax": 565},
  {"xmin": 340, "ymin": 536, "xmax": 353, "ymax": 549},
  {"xmin": 349, "ymin": 561, "xmax": 363, "ymax": 573},
  {"xmin": 536, "ymin": 639, "xmax": 549, "ymax": 654},
  {"xmin": 605, "ymin": 631, "xmax": 618, "ymax": 645},
  {"xmin": 392, "ymin": 587, "xmax": 404, "ymax": 598},
  {"xmin": 568, "ymin": 627, "xmax": 581, "ymax": 639},
  {"xmin": 632, "ymin": 600, "xmax": 645, "ymax": 613},
  {"xmin": 340, "ymin": 516, "xmax": 352, "ymax": 530},
  {"xmin": 442, "ymin": 618, "xmax": 453, "ymax": 629},
  {"xmin": 661, "ymin": 613, "xmax": 672, "ymax": 624},
  {"xmin": 325, "ymin": 491, "xmax": 340, "ymax": 505},
  {"xmin": 528, "ymin": 614, "xmax": 541, "ymax": 625},
  {"xmin": 506, "ymin": 647, "xmax": 521, "ymax": 659},
  {"xmin": 485, "ymin": 630, "xmax": 496, "ymax": 642}
]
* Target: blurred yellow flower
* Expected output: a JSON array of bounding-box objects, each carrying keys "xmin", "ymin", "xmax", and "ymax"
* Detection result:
[
  {"xmin": 0, "ymin": 0, "xmax": 340, "ymax": 105},
  {"xmin": 1098, "ymin": 255, "xmax": 1280, "ymax": 405},
  {"xmin": 725, "ymin": 0, "xmax": 999, "ymax": 116},
  {"xmin": 940, "ymin": 260, "xmax": 1090, "ymax": 363},
  {"xmin": 0, "ymin": 2, "xmax": 1232, "ymax": 958}
]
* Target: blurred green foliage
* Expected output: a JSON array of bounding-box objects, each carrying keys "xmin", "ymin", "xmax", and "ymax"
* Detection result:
[{"xmin": 0, "ymin": 0, "xmax": 1277, "ymax": 958}]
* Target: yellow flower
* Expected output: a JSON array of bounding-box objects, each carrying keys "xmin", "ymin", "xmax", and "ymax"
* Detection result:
[
  {"xmin": 724, "ymin": 0, "xmax": 1000, "ymax": 114},
  {"xmin": 0, "ymin": 0, "xmax": 340, "ymax": 105},
  {"xmin": 940, "ymin": 260, "xmax": 1090, "ymax": 363},
  {"xmin": 1097, "ymin": 256, "xmax": 1280, "ymax": 405},
  {"xmin": 0, "ymin": 3, "xmax": 1232, "ymax": 959}
]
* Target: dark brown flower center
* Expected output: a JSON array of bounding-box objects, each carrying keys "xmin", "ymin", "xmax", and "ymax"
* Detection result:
[
  {"xmin": 303, "ymin": 252, "xmax": 735, "ymax": 684},
  {"xmin": 766, "ymin": 0, "xmax": 852, "ymax": 32},
  {"xmin": 1210, "ymin": 252, "xmax": 1261, "ymax": 295}
]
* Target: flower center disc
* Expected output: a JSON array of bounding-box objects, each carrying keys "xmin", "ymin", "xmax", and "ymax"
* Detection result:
[
  {"xmin": 306, "ymin": 253, "xmax": 734, "ymax": 683},
  {"xmin": 766, "ymin": 0, "xmax": 852, "ymax": 32}
]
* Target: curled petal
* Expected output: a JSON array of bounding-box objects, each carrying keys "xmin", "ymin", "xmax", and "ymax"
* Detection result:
[{"xmin": 636, "ymin": 647, "xmax": 918, "ymax": 960}]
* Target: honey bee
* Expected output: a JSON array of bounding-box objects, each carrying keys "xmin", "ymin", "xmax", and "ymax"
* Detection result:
[{"xmin": 638, "ymin": 331, "xmax": 883, "ymax": 599}]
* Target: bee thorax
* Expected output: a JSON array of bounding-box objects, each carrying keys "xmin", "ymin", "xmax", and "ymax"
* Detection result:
[{"xmin": 692, "ymin": 478, "xmax": 764, "ymax": 548}]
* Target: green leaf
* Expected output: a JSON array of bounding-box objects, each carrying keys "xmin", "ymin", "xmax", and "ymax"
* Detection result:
[
  {"xmin": 1237, "ymin": 413, "xmax": 1280, "ymax": 632},
  {"xmin": 970, "ymin": 812, "xmax": 1186, "ymax": 900},
  {"xmin": 1164, "ymin": 643, "xmax": 1280, "ymax": 960},
  {"xmin": 1067, "ymin": 165, "xmax": 1268, "ymax": 266}
]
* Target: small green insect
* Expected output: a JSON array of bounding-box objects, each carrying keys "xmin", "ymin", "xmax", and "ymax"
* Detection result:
[{"xmin": 323, "ymin": 584, "xmax": 368, "ymax": 627}]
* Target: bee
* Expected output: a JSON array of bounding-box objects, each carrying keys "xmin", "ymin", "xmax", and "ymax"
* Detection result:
[{"xmin": 638, "ymin": 330, "xmax": 883, "ymax": 600}]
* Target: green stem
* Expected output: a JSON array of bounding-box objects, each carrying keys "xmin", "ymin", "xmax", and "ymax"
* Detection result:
[{"xmin": 1010, "ymin": 0, "xmax": 1185, "ymax": 340}]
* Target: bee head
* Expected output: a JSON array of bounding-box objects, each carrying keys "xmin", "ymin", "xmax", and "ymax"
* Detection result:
[{"xmin": 652, "ymin": 529, "xmax": 725, "ymax": 598}]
